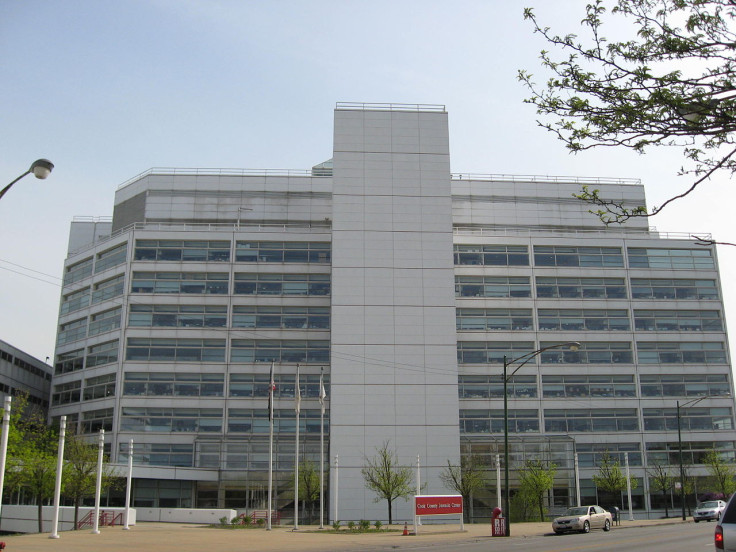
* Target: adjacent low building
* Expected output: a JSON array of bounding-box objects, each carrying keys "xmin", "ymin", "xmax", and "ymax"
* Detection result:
[
  {"xmin": 0, "ymin": 339, "xmax": 52, "ymax": 412},
  {"xmin": 50, "ymin": 102, "xmax": 736, "ymax": 520}
]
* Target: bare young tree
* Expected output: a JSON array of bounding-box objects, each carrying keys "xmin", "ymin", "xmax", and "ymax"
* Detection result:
[
  {"xmin": 361, "ymin": 441, "xmax": 413, "ymax": 525},
  {"xmin": 439, "ymin": 454, "xmax": 486, "ymax": 522},
  {"xmin": 648, "ymin": 460, "xmax": 675, "ymax": 518}
]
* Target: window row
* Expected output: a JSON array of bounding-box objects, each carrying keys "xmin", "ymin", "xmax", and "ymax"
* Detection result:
[
  {"xmin": 456, "ymin": 276, "xmax": 719, "ymax": 300},
  {"xmin": 457, "ymin": 341, "xmax": 727, "ymax": 365},
  {"xmin": 52, "ymin": 373, "xmax": 117, "ymax": 405},
  {"xmin": 453, "ymin": 245, "xmax": 715, "ymax": 269},
  {"xmin": 0, "ymin": 350, "xmax": 51, "ymax": 381},
  {"xmin": 460, "ymin": 407, "xmax": 734, "ymax": 434},
  {"xmin": 60, "ymin": 274, "xmax": 126, "ymax": 315},
  {"xmin": 130, "ymin": 272, "xmax": 331, "ymax": 296},
  {"xmin": 119, "ymin": 407, "xmax": 326, "ymax": 434},
  {"xmin": 456, "ymin": 308, "xmax": 724, "ymax": 332},
  {"xmin": 458, "ymin": 374, "xmax": 731, "ymax": 400},
  {"xmin": 125, "ymin": 338, "xmax": 330, "ymax": 364},
  {"xmin": 57, "ymin": 308, "xmax": 122, "ymax": 346}
]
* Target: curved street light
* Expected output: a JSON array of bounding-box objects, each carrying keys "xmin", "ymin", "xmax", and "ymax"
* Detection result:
[
  {"xmin": 502, "ymin": 341, "xmax": 581, "ymax": 536},
  {"xmin": 0, "ymin": 159, "xmax": 54, "ymax": 201},
  {"xmin": 677, "ymin": 393, "xmax": 731, "ymax": 520}
]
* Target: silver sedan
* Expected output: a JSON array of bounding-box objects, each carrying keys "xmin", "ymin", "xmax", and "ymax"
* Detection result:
[{"xmin": 552, "ymin": 505, "xmax": 612, "ymax": 534}]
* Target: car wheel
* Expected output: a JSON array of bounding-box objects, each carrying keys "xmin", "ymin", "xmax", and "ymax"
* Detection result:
[
  {"xmin": 694, "ymin": 519, "xmax": 699, "ymax": 523},
  {"xmin": 603, "ymin": 519, "xmax": 611, "ymax": 532},
  {"xmin": 582, "ymin": 521, "xmax": 590, "ymax": 534},
  {"xmin": 554, "ymin": 530, "xmax": 563, "ymax": 535}
]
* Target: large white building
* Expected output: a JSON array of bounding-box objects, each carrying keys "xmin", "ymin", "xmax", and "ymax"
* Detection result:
[{"xmin": 51, "ymin": 103, "xmax": 736, "ymax": 520}]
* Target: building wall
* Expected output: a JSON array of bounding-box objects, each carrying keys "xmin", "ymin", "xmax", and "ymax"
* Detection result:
[
  {"xmin": 330, "ymin": 106, "xmax": 460, "ymax": 522},
  {"xmin": 0, "ymin": 339, "xmax": 52, "ymax": 412}
]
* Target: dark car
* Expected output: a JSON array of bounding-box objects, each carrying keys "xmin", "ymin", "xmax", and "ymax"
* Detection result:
[{"xmin": 715, "ymin": 495, "xmax": 736, "ymax": 550}]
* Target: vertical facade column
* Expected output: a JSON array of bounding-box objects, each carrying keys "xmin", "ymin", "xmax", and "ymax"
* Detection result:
[{"xmin": 329, "ymin": 105, "xmax": 460, "ymax": 522}]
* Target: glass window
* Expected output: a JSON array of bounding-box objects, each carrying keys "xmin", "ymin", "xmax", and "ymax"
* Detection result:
[
  {"xmin": 83, "ymin": 373, "xmax": 116, "ymax": 400},
  {"xmin": 456, "ymin": 276, "xmax": 531, "ymax": 298},
  {"xmin": 458, "ymin": 375, "xmax": 537, "ymax": 398},
  {"xmin": 91, "ymin": 274, "xmax": 125, "ymax": 304},
  {"xmin": 646, "ymin": 441, "xmax": 736, "ymax": 465},
  {"xmin": 643, "ymin": 407, "xmax": 734, "ymax": 431},
  {"xmin": 126, "ymin": 338, "xmax": 226, "ymax": 363},
  {"xmin": 119, "ymin": 442, "xmax": 194, "ymax": 467},
  {"xmin": 634, "ymin": 310, "xmax": 723, "ymax": 332},
  {"xmin": 640, "ymin": 374, "xmax": 730, "ymax": 397},
  {"xmin": 232, "ymin": 306, "xmax": 330, "ymax": 329},
  {"xmin": 456, "ymin": 309, "xmax": 533, "ymax": 331},
  {"xmin": 235, "ymin": 241, "xmax": 331, "ymax": 263},
  {"xmin": 457, "ymin": 341, "xmax": 535, "ymax": 364},
  {"xmin": 454, "ymin": 245, "xmax": 529, "ymax": 266},
  {"xmin": 123, "ymin": 372, "xmax": 224, "ymax": 397},
  {"xmin": 535, "ymin": 277, "xmax": 626, "ymax": 299},
  {"xmin": 131, "ymin": 272, "xmax": 229, "ymax": 294},
  {"xmin": 95, "ymin": 243, "xmax": 128, "ymax": 273},
  {"xmin": 233, "ymin": 273, "xmax": 330, "ymax": 296},
  {"xmin": 630, "ymin": 278, "xmax": 718, "ymax": 300},
  {"xmin": 88, "ymin": 307, "xmax": 122, "ymax": 336},
  {"xmin": 230, "ymin": 340, "xmax": 329, "ymax": 364},
  {"xmin": 534, "ymin": 246, "xmax": 623, "ymax": 268},
  {"xmin": 540, "ymin": 342, "xmax": 633, "ymax": 364},
  {"xmin": 60, "ymin": 287, "xmax": 90, "ymax": 315},
  {"xmin": 81, "ymin": 408, "xmax": 114, "ymax": 434},
  {"xmin": 129, "ymin": 304, "xmax": 227, "ymax": 328},
  {"xmin": 55, "ymin": 349, "xmax": 85, "ymax": 375},
  {"xmin": 64, "ymin": 257, "xmax": 93, "ymax": 285},
  {"xmin": 57, "ymin": 317, "xmax": 88, "ymax": 346},
  {"xmin": 637, "ymin": 342, "xmax": 727, "ymax": 364},
  {"xmin": 86, "ymin": 340, "xmax": 119, "ymax": 368},
  {"xmin": 544, "ymin": 409, "xmax": 639, "ymax": 432},
  {"xmin": 134, "ymin": 240, "xmax": 231, "ymax": 262},
  {"xmin": 538, "ymin": 309, "xmax": 630, "ymax": 331},
  {"xmin": 459, "ymin": 409, "xmax": 539, "ymax": 433},
  {"xmin": 576, "ymin": 443, "xmax": 642, "ymax": 467},
  {"xmin": 52, "ymin": 380, "xmax": 81, "ymax": 405},
  {"xmin": 628, "ymin": 248, "xmax": 715, "ymax": 269},
  {"xmin": 227, "ymin": 408, "xmax": 327, "ymax": 434},
  {"xmin": 120, "ymin": 407, "xmax": 223, "ymax": 433},
  {"xmin": 542, "ymin": 375, "xmax": 635, "ymax": 398}
]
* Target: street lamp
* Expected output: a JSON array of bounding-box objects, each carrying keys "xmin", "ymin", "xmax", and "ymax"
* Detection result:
[
  {"xmin": 0, "ymin": 159, "xmax": 54, "ymax": 200},
  {"xmin": 677, "ymin": 393, "xmax": 731, "ymax": 520},
  {"xmin": 502, "ymin": 341, "xmax": 580, "ymax": 536}
]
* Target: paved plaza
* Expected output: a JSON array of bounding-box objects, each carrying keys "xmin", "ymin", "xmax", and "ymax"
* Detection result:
[{"xmin": 0, "ymin": 518, "xmax": 691, "ymax": 552}]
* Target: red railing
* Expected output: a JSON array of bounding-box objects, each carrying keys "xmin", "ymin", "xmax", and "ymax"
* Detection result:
[
  {"xmin": 77, "ymin": 510, "xmax": 123, "ymax": 530},
  {"xmin": 248, "ymin": 510, "xmax": 280, "ymax": 525}
]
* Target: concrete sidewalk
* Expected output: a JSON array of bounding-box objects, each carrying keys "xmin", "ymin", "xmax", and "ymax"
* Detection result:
[{"xmin": 0, "ymin": 518, "xmax": 693, "ymax": 552}]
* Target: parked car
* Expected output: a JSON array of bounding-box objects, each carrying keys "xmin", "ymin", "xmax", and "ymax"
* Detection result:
[
  {"xmin": 695, "ymin": 500, "xmax": 727, "ymax": 522},
  {"xmin": 552, "ymin": 505, "xmax": 612, "ymax": 534},
  {"xmin": 715, "ymin": 495, "xmax": 736, "ymax": 550}
]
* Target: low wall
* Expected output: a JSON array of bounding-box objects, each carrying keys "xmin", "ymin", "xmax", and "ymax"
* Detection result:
[
  {"xmin": 0, "ymin": 505, "xmax": 135, "ymax": 534},
  {"xmin": 135, "ymin": 508, "xmax": 236, "ymax": 524}
]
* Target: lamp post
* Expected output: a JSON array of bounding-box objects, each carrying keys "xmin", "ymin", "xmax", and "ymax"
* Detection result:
[
  {"xmin": 502, "ymin": 341, "xmax": 580, "ymax": 536},
  {"xmin": 677, "ymin": 393, "xmax": 731, "ymax": 520},
  {"xmin": 0, "ymin": 159, "xmax": 54, "ymax": 200}
]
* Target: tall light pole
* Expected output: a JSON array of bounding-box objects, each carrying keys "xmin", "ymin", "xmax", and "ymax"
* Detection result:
[
  {"xmin": 503, "ymin": 341, "xmax": 580, "ymax": 537},
  {"xmin": 677, "ymin": 394, "xmax": 731, "ymax": 520},
  {"xmin": 0, "ymin": 159, "xmax": 54, "ymax": 200}
]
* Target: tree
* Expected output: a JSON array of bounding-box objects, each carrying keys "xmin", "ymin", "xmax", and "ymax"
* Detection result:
[
  {"xmin": 703, "ymin": 449, "xmax": 736, "ymax": 496},
  {"xmin": 63, "ymin": 430, "xmax": 121, "ymax": 529},
  {"xmin": 296, "ymin": 460, "xmax": 320, "ymax": 522},
  {"xmin": 517, "ymin": 459, "xmax": 556, "ymax": 522},
  {"xmin": 648, "ymin": 460, "xmax": 675, "ymax": 517},
  {"xmin": 519, "ymin": 0, "xmax": 736, "ymax": 231},
  {"xmin": 439, "ymin": 454, "xmax": 486, "ymax": 522},
  {"xmin": 592, "ymin": 452, "xmax": 638, "ymax": 508},
  {"xmin": 361, "ymin": 441, "xmax": 413, "ymax": 524},
  {"xmin": 9, "ymin": 399, "xmax": 58, "ymax": 533}
]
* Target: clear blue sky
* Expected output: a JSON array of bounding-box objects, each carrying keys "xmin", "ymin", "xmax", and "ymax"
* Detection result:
[{"xmin": 1, "ymin": 0, "xmax": 733, "ymax": 361}]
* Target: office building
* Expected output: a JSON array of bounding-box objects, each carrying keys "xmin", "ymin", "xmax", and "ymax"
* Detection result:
[{"xmin": 50, "ymin": 103, "xmax": 736, "ymax": 520}]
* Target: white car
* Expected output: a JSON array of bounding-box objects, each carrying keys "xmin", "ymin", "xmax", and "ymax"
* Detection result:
[
  {"xmin": 694, "ymin": 499, "xmax": 726, "ymax": 522},
  {"xmin": 552, "ymin": 505, "xmax": 612, "ymax": 534}
]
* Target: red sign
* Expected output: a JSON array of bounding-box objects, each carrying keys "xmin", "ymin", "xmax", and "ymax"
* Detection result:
[{"xmin": 415, "ymin": 495, "xmax": 463, "ymax": 516}]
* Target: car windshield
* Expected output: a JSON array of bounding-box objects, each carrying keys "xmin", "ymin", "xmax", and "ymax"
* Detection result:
[
  {"xmin": 699, "ymin": 501, "xmax": 720, "ymax": 508},
  {"xmin": 564, "ymin": 507, "xmax": 589, "ymax": 516}
]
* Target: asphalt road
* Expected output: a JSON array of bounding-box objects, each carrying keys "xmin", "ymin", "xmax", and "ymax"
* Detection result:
[{"xmin": 402, "ymin": 522, "xmax": 717, "ymax": 552}]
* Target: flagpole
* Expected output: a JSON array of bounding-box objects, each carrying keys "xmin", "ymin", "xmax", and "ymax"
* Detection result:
[
  {"xmin": 294, "ymin": 364, "xmax": 301, "ymax": 531},
  {"xmin": 319, "ymin": 367, "xmax": 326, "ymax": 529},
  {"xmin": 267, "ymin": 362, "xmax": 275, "ymax": 531}
]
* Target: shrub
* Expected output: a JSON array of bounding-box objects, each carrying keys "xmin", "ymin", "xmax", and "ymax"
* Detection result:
[
  {"xmin": 332, "ymin": 520, "xmax": 341, "ymax": 531},
  {"xmin": 219, "ymin": 516, "xmax": 229, "ymax": 526},
  {"xmin": 347, "ymin": 520, "xmax": 355, "ymax": 531},
  {"xmin": 374, "ymin": 520, "xmax": 382, "ymax": 530},
  {"xmin": 241, "ymin": 515, "xmax": 252, "ymax": 526},
  {"xmin": 231, "ymin": 516, "xmax": 241, "ymax": 525},
  {"xmin": 360, "ymin": 519, "xmax": 370, "ymax": 531},
  {"xmin": 256, "ymin": 518, "xmax": 265, "ymax": 527}
]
